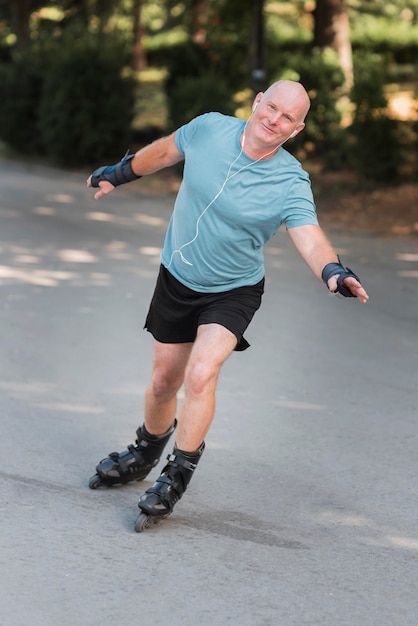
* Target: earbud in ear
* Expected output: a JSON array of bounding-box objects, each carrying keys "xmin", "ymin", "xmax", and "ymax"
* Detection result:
[
  {"xmin": 252, "ymin": 102, "xmax": 258, "ymax": 113},
  {"xmin": 290, "ymin": 130, "xmax": 298, "ymax": 138}
]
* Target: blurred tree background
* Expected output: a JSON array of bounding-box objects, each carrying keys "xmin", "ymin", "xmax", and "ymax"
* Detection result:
[{"xmin": 0, "ymin": 0, "xmax": 417, "ymax": 188}]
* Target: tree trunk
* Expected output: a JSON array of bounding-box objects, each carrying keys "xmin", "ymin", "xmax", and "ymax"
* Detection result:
[
  {"xmin": 190, "ymin": 1, "xmax": 209, "ymax": 43},
  {"xmin": 251, "ymin": 0, "xmax": 265, "ymax": 94},
  {"xmin": 131, "ymin": 0, "xmax": 147, "ymax": 71},
  {"xmin": 313, "ymin": 0, "xmax": 353, "ymax": 90},
  {"xmin": 11, "ymin": 0, "xmax": 34, "ymax": 49}
]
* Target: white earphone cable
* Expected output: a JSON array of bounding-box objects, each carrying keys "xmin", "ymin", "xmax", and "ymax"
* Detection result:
[{"xmin": 167, "ymin": 121, "xmax": 282, "ymax": 269}]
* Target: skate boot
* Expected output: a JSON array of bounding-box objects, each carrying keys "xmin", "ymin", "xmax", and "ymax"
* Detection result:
[
  {"xmin": 88, "ymin": 421, "xmax": 176, "ymax": 489},
  {"xmin": 134, "ymin": 442, "xmax": 205, "ymax": 532}
]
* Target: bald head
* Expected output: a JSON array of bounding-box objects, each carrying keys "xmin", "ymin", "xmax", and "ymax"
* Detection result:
[
  {"xmin": 244, "ymin": 79, "xmax": 310, "ymax": 157},
  {"xmin": 261, "ymin": 80, "xmax": 310, "ymax": 123}
]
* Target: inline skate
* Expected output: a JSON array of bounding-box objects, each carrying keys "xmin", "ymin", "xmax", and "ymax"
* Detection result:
[
  {"xmin": 135, "ymin": 442, "xmax": 205, "ymax": 532},
  {"xmin": 88, "ymin": 421, "xmax": 176, "ymax": 489}
]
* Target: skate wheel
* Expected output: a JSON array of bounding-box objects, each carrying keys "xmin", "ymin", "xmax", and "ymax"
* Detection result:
[
  {"xmin": 135, "ymin": 512, "xmax": 154, "ymax": 533},
  {"xmin": 88, "ymin": 474, "xmax": 102, "ymax": 489}
]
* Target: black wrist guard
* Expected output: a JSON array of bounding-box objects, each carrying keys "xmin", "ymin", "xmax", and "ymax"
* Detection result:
[
  {"xmin": 321, "ymin": 258, "xmax": 361, "ymax": 298},
  {"xmin": 90, "ymin": 151, "xmax": 141, "ymax": 188}
]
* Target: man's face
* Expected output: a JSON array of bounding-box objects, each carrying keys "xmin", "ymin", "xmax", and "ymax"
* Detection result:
[{"xmin": 248, "ymin": 83, "xmax": 307, "ymax": 150}]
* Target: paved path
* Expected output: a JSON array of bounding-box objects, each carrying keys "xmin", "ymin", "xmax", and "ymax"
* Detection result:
[{"xmin": 1, "ymin": 159, "xmax": 417, "ymax": 625}]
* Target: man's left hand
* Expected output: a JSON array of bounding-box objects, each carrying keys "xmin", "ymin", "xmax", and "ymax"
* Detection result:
[{"xmin": 327, "ymin": 275, "xmax": 369, "ymax": 303}]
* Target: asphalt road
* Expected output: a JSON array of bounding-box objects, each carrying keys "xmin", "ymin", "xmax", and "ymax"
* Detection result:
[{"xmin": 1, "ymin": 159, "xmax": 417, "ymax": 626}]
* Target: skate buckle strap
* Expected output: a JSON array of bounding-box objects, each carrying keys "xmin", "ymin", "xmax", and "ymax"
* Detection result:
[{"xmin": 167, "ymin": 453, "xmax": 197, "ymax": 472}]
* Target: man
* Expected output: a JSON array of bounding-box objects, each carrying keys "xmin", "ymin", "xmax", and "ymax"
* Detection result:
[{"xmin": 87, "ymin": 80, "xmax": 368, "ymax": 531}]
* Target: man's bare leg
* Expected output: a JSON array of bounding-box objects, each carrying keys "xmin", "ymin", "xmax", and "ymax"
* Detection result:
[
  {"xmin": 88, "ymin": 339, "xmax": 190, "ymax": 488},
  {"xmin": 144, "ymin": 324, "xmax": 237, "ymax": 449},
  {"xmin": 144, "ymin": 339, "xmax": 192, "ymax": 436},
  {"xmin": 175, "ymin": 323, "xmax": 238, "ymax": 450},
  {"xmin": 135, "ymin": 323, "xmax": 238, "ymax": 528}
]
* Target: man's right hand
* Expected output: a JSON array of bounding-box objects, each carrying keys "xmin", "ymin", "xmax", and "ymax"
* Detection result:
[
  {"xmin": 86, "ymin": 152, "xmax": 141, "ymax": 200},
  {"xmin": 86, "ymin": 176, "xmax": 115, "ymax": 200}
]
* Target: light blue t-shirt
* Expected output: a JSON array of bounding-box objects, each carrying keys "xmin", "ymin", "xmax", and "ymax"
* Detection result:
[{"xmin": 161, "ymin": 112, "xmax": 318, "ymax": 292}]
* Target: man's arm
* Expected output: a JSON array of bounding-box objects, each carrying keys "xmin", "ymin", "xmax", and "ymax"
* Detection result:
[
  {"xmin": 87, "ymin": 132, "xmax": 183, "ymax": 200},
  {"xmin": 287, "ymin": 224, "xmax": 369, "ymax": 303}
]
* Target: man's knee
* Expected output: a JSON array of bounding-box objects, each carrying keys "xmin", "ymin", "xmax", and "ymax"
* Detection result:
[
  {"xmin": 184, "ymin": 360, "xmax": 219, "ymax": 398},
  {"xmin": 149, "ymin": 367, "xmax": 183, "ymax": 402}
]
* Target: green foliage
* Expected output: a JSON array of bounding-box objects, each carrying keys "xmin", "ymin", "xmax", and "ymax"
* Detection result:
[
  {"xmin": 163, "ymin": 41, "xmax": 211, "ymax": 98},
  {"xmin": 163, "ymin": 42, "xmax": 235, "ymax": 129},
  {"xmin": 350, "ymin": 51, "xmax": 388, "ymax": 117},
  {"xmin": 270, "ymin": 48, "xmax": 347, "ymax": 168},
  {"xmin": 166, "ymin": 73, "xmax": 235, "ymax": 129},
  {"xmin": 203, "ymin": 0, "xmax": 256, "ymax": 91},
  {"xmin": 348, "ymin": 51, "xmax": 404, "ymax": 182},
  {"xmin": 0, "ymin": 32, "xmax": 136, "ymax": 166},
  {"xmin": 349, "ymin": 115, "xmax": 403, "ymax": 182},
  {"xmin": 0, "ymin": 52, "xmax": 44, "ymax": 153},
  {"xmin": 37, "ymin": 38, "xmax": 136, "ymax": 166},
  {"xmin": 0, "ymin": 0, "xmax": 416, "ymax": 180},
  {"xmin": 150, "ymin": 0, "xmax": 257, "ymax": 110}
]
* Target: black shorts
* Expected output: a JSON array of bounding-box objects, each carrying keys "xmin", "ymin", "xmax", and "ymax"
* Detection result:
[{"xmin": 144, "ymin": 265, "xmax": 264, "ymax": 351}]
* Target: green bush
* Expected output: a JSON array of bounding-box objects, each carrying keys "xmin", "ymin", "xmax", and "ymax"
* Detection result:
[
  {"xmin": 348, "ymin": 51, "xmax": 403, "ymax": 182},
  {"xmin": 166, "ymin": 73, "xmax": 235, "ymax": 130},
  {"xmin": 350, "ymin": 51, "xmax": 388, "ymax": 119},
  {"xmin": 349, "ymin": 116, "xmax": 402, "ymax": 182},
  {"xmin": 0, "ymin": 36, "xmax": 136, "ymax": 167},
  {"xmin": 162, "ymin": 42, "xmax": 210, "ymax": 100},
  {"xmin": 270, "ymin": 48, "xmax": 347, "ymax": 168},
  {"xmin": 0, "ymin": 53, "xmax": 44, "ymax": 154},
  {"xmin": 38, "ymin": 41, "xmax": 136, "ymax": 167},
  {"xmin": 163, "ymin": 42, "xmax": 235, "ymax": 130}
]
